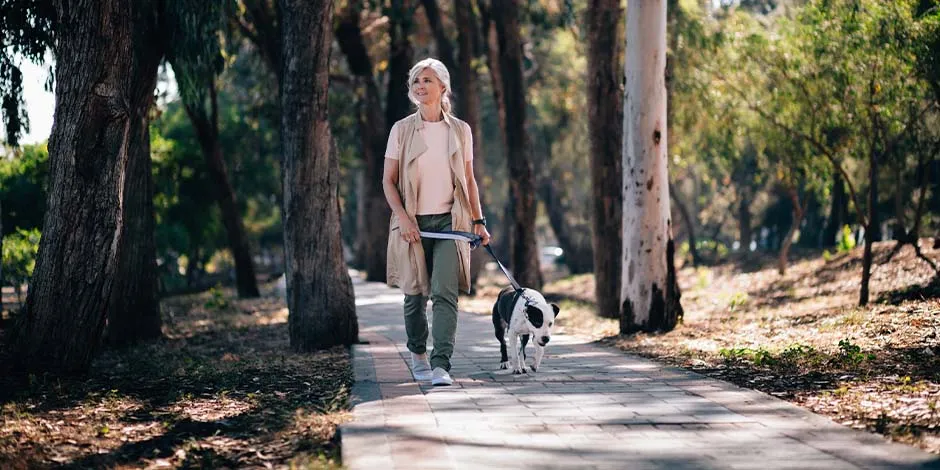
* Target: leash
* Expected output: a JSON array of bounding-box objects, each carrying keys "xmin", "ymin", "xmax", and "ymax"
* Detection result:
[
  {"xmin": 418, "ymin": 230, "xmax": 522, "ymax": 292},
  {"xmin": 419, "ymin": 230, "xmax": 538, "ymax": 328}
]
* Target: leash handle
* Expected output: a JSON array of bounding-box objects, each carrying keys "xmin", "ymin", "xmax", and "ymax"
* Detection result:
[{"xmin": 419, "ymin": 230, "xmax": 523, "ymax": 291}]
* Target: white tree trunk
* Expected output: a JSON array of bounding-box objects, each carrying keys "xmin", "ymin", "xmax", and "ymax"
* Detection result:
[{"xmin": 621, "ymin": 0, "xmax": 682, "ymax": 333}]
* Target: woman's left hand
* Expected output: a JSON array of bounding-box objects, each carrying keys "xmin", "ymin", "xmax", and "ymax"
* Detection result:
[{"xmin": 474, "ymin": 224, "xmax": 491, "ymax": 246}]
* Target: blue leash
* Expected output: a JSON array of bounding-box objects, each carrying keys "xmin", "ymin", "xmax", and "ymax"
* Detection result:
[{"xmin": 419, "ymin": 230, "xmax": 522, "ymax": 292}]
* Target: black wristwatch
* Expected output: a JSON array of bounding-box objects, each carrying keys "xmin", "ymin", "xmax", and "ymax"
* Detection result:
[{"xmin": 472, "ymin": 217, "xmax": 487, "ymax": 226}]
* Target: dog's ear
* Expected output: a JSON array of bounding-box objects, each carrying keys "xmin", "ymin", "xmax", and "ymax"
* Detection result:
[
  {"xmin": 525, "ymin": 305, "xmax": 544, "ymax": 327},
  {"xmin": 551, "ymin": 303, "xmax": 560, "ymax": 318}
]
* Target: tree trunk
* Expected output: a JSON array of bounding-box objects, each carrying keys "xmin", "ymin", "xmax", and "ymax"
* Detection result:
[
  {"xmin": 860, "ymin": 149, "xmax": 878, "ymax": 306},
  {"xmin": 538, "ymin": 178, "xmax": 593, "ymax": 274},
  {"xmin": 492, "ymin": 0, "xmax": 542, "ymax": 289},
  {"xmin": 670, "ymin": 182, "xmax": 700, "ymax": 267},
  {"xmin": 621, "ymin": 0, "xmax": 682, "ymax": 333},
  {"xmin": 279, "ymin": 0, "xmax": 358, "ymax": 350},
  {"xmin": 386, "ymin": 0, "xmax": 416, "ymax": 127},
  {"xmin": 478, "ymin": 0, "xmax": 511, "ymax": 262},
  {"xmin": 15, "ymin": 0, "xmax": 161, "ymax": 374},
  {"xmin": 894, "ymin": 160, "xmax": 906, "ymax": 241},
  {"xmin": 421, "ymin": 0, "xmax": 459, "ymax": 86},
  {"xmin": 454, "ymin": 0, "xmax": 487, "ymax": 289},
  {"xmin": 336, "ymin": 6, "xmax": 389, "ymax": 282},
  {"xmin": 778, "ymin": 187, "xmax": 804, "ymax": 275},
  {"xmin": 186, "ymin": 246, "xmax": 202, "ymax": 287},
  {"xmin": 106, "ymin": 75, "xmax": 162, "ymax": 347},
  {"xmin": 738, "ymin": 193, "xmax": 752, "ymax": 252},
  {"xmin": 232, "ymin": 0, "xmax": 281, "ymax": 83},
  {"xmin": 587, "ymin": 0, "xmax": 624, "ymax": 318},
  {"xmin": 822, "ymin": 171, "xmax": 847, "ymax": 247},
  {"xmin": 183, "ymin": 82, "xmax": 260, "ymax": 298},
  {"xmin": 0, "ymin": 198, "xmax": 4, "ymax": 316}
]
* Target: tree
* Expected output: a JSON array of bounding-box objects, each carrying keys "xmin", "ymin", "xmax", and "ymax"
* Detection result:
[
  {"xmin": 386, "ymin": 0, "xmax": 417, "ymax": 127},
  {"xmin": 105, "ymin": 69, "xmax": 162, "ymax": 347},
  {"xmin": 491, "ymin": 0, "xmax": 542, "ymax": 289},
  {"xmin": 452, "ymin": 0, "xmax": 488, "ymax": 288},
  {"xmin": 335, "ymin": 4, "xmax": 389, "ymax": 283},
  {"xmin": 14, "ymin": 0, "xmax": 163, "ymax": 373},
  {"xmin": 0, "ymin": 0, "xmax": 54, "ymax": 148},
  {"xmin": 621, "ymin": 0, "xmax": 683, "ymax": 333},
  {"xmin": 168, "ymin": 0, "xmax": 261, "ymax": 298},
  {"xmin": 586, "ymin": 0, "xmax": 624, "ymax": 318},
  {"xmin": 279, "ymin": 0, "xmax": 358, "ymax": 350}
]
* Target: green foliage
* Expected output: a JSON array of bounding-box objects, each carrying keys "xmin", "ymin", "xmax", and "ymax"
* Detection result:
[
  {"xmin": 838, "ymin": 338, "xmax": 876, "ymax": 365},
  {"xmin": 203, "ymin": 286, "xmax": 230, "ymax": 310},
  {"xmin": 728, "ymin": 292, "xmax": 749, "ymax": 312},
  {"xmin": 2, "ymin": 227, "xmax": 40, "ymax": 291},
  {"xmin": 669, "ymin": 0, "xmax": 940, "ymax": 255},
  {"xmin": 837, "ymin": 225, "xmax": 856, "ymax": 252},
  {"xmin": 165, "ymin": 0, "xmax": 225, "ymax": 109},
  {"xmin": 0, "ymin": 142, "xmax": 49, "ymax": 235},
  {"xmin": 150, "ymin": 43, "xmax": 282, "ymax": 280},
  {"xmin": 718, "ymin": 341, "xmax": 876, "ymax": 370},
  {"xmin": 718, "ymin": 346, "xmax": 774, "ymax": 366},
  {"xmin": 0, "ymin": 0, "xmax": 54, "ymax": 146}
]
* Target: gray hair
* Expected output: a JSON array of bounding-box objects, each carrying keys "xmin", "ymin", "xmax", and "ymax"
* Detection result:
[{"xmin": 407, "ymin": 58, "xmax": 453, "ymax": 114}]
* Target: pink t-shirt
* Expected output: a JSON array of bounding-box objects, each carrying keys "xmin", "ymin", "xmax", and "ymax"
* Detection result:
[{"xmin": 385, "ymin": 119, "xmax": 473, "ymax": 215}]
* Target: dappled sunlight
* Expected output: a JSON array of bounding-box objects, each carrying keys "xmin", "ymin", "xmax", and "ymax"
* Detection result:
[
  {"xmin": 172, "ymin": 396, "xmax": 253, "ymax": 423},
  {"xmin": 0, "ymin": 281, "xmax": 351, "ymax": 469}
]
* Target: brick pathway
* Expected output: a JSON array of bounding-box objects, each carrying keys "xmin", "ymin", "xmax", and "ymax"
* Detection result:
[{"xmin": 340, "ymin": 278, "xmax": 940, "ymax": 469}]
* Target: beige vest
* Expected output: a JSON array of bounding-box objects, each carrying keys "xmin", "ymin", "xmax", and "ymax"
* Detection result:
[{"xmin": 386, "ymin": 112, "xmax": 473, "ymax": 295}]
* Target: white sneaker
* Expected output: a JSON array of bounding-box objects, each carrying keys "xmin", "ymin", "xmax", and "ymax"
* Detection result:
[
  {"xmin": 411, "ymin": 353, "xmax": 432, "ymax": 381},
  {"xmin": 431, "ymin": 367, "xmax": 453, "ymax": 386}
]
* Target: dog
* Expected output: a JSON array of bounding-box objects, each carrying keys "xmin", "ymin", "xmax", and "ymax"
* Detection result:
[{"xmin": 492, "ymin": 286, "xmax": 560, "ymax": 374}]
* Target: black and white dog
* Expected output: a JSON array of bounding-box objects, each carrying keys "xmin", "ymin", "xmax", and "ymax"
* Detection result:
[{"xmin": 492, "ymin": 286, "xmax": 561, "ymax": 374}]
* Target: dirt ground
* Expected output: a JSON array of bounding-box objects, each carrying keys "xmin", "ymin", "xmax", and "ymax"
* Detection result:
[
  {"xmin": 0, "ymin": 283, "xmax": 351, "ymax": 469},
  {"xmin": 462, "ymin": 239, "xmax": 940, "ymax": 454}
]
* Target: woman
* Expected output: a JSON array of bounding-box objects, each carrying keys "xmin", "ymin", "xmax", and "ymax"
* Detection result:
[{"xmin": 382, "ymin": 58, "xmax": 491, "ymax": 386}]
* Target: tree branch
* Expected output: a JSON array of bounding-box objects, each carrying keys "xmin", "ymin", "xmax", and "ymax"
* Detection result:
[{"xmin": 714, "ymin": 69, "xmax": 869, "ymax": 228}]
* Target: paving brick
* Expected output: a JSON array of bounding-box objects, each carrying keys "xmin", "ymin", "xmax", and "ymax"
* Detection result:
[{"xmin": 341, "ymin": 278, "xmax": 940, "ymax": 470}]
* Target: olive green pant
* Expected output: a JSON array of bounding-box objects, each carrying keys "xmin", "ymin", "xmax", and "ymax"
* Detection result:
[{"xmin": 403, "ymin": 213, "xmax": 459, "ymax": 371}]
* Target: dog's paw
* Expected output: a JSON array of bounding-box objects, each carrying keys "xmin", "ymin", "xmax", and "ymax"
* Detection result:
[
  {"xmin": 512, "ymin": 367, "xmax": 527, "ymax": 375},
  {"xmin": 498, "ymin": 361, "xmax": 510, "ymax": 370},
  {"xmin": 529, "ymin": 365, "xmax": 538, "ymax": 373}
]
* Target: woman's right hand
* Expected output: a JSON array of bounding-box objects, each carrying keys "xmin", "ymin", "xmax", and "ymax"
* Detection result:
[{"xmin": 398, "ymin": 215, "xmax": 420, "ymax": 244}]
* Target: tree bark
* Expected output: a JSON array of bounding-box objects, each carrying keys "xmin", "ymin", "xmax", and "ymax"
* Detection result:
[
  {"xmin": 279, "ymin": 0, "xmax": 358, "ymax": 350},
  {"xmin": 538, "ymin": 177, "xmax": 593, "ymax": 274},
  {"xmin": 822, "ymin": 171, "xmax": 847, "ymax": 247},
  {"xmin": 778, "ymin": 187, "xmax": 805, "ymax": 275},
  {"xmin": 893, "ymin": 160, "xmax": 906, "ymax": 241},
  {"xmin": 587, "ymin": 0, "xmax": 624, "ymax": 318},
  {"xmin": 230, "ymin": 0, "xmax": 281, "ymax": 84},
  {"xmin": 860, "ymin": 149, "xmax": 878, "ymax": 305},
  {"xmin": 621, "ymin": 0, "xmax": 682, "ymax": 333},
  {"xmin": 492, "ymin": 0, "xmax": 542, "ymax": 289},
  {"xmin": 454, "ymin": 0, "xmax": 487, "ymax": 289},
  {"xmin": 106, "ymin": 72, "xmax": 162, "ymax": 347},
  {"xmin": 183, "ymin": 81, "xmax": 260, "ymax": 298},
  {"xmin": 421, "ymin": 0, "xmax": 459, "ymax": 86},
  {"xmin": 386, "ymin": 0, "xmax": 416, "ymax": 127},
  {"xmin": 738, "ymin": 194, "xmax": 752, "ymax": 252},
  {"xmin": 670, "ymin": 182, "xmax": 700, "ymax": 267},
  {"xmin": 477, "ymin": 0, "xmax": 511, "ymax": 262},
  {"xmin": 15, "ymin": 0, "xmax": 161, "ymax": 374},
  {"xmin": 336, "ymin": 5, "xmax": 389, "ymax": 282}
]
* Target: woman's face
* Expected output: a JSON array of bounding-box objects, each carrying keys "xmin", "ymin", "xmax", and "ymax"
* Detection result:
[{"xmin": 412, "ymin": 68, "xmax": 444, "ymax": 106}]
